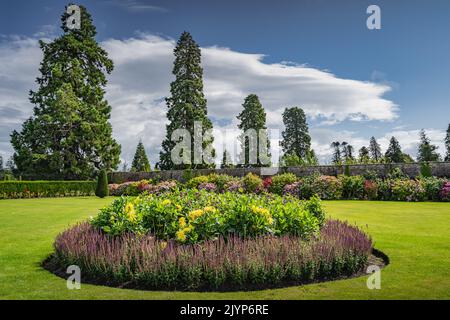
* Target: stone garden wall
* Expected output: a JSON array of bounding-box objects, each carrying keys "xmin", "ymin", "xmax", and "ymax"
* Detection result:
[{"xmin": 108, "ymin": 162, "xmax": 450, "ymax": 183}]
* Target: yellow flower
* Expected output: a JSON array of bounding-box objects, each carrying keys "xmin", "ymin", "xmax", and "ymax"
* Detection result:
[
  {"xmin": 203, "ymin": 206, "xmax": 216, "ymax": 213},
  {"xmin": 179, "ymin": 217, "xmax": 187, "ymax": 228},
  {"xmin": 176, "ymin": 229, "xmax": 187, "ymax": 242},
  {"xmin": 176, "ymin": 204, "xmax": 182, "ymax": 211},
  {"xmin": 188, "ymin": 209, "xmax": 204, "ymax": 221},
  {"xmin": 251, "ymin": 206, "xmax": 273, "ymax": 223},
  {"xmin": 125, "ymin": 203, "xmax": 137, "ymax": 221},
  {"xmin": 162, "ymin": 199, "xmax": 172, "ymax": 206}
]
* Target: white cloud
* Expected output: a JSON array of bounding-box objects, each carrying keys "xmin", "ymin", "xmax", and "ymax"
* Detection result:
[
  {"xmin": 103, "ymin": 0, "xmax": 168, "ymax": 13},
  {"xmin": 0, "ymin": 33, "xmax": 402, "ymax": 167}
]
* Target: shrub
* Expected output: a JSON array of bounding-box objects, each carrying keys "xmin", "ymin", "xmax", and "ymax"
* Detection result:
[
  {"xmin": 420, "ymin": 162, "xmax": 432, "ymax": 178},
  {"xmin": 95, "ymin": 170, "xmax": 109, "ymax": 198},
  {"xmin": 268, "ymin": 173, "xmax": 297, "ymax": 195},
  {"xmin": 390, "ymin": 179, "xmax": 426, "ymax": 202},
  {"xmin": 440, "ymin": 181, "xmax": 450, "ymax": 201},
  {"xmin": 0, "ymin": 181, "xmax": 96, "ymax": 199},
  {"xmin": 54, "ymin": 220, "xmax": 372, "ymax": 291},
  {"xmin": 224, "ymin": 179, "xmax": 244, "ymax": 193},
  {"xmin": 310, "ymin": 176, "xmax": 343, "ymax": 200},
  {"xmin": 186, "ymin": 175, "xmax": 210, "ymax": 189},
  {"xmin": 362, "ymin": 170, "xmax": 379, "ymax": 181},
  {"xmin": 242, "ymin": 173, "xmax": 263, "ymax": 193},
  {"xmin": 263, "ymin": 177, "xmax": 273, "ymax": 189},
  {"xmin": 339, "ymin": 175, "xmax": 365, "ymax": 199},
  {"xmin": 204, "ymin": 174, "xmax": 234, "ymax": 192},
  {"xmin": 420, "ymin": 177, "xmax": 444, "ymax": 201},
  {"xmin": 363, "ymin": 180, "xmax": 379, "ymax": 200},
  {"xmin": 108, "ymin": 180, "xmax": 176, "ymax": 196},
  {"xmin": 388, "ymin": 167, "xmax": 408, "ymax": 180},
  {"xmin": 198, "ymin": 182, "xmax": 217, "ymax": 192},
  {"xmin": 91, "ymin": 190, "xmax": 324, "ymax": 242}
]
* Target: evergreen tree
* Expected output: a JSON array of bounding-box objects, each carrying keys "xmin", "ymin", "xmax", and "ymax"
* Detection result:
[
  {"xmin": 95, "ymin": 169, "xmax": 109, "ymax": 198},
  {"xmin": 131, "ymin": 141, "xmax": 151, "ymax": 172},
  {"xmin": 341, "ymin": 142, "xmax": 354, "ymax": 163},
  {"xmin": 402, "ymin": 153, "xmax": 415, "ymax": 163},
  {"xmin": 280, "ymin": 107, "xmax": 312, "ymax": 161},
  {"xmin": 0, "ymin": 155, "xmax": 3, "ymax": 172},
  {"xmin": 158, "ymin": 32, "xmax": 215, "ymax": 170},
  {"xmin": 237, "ymin": 94, "xmax": 271, "ymax": 167},
  {"xmin": 417, "ymin": 129, "xmax": 441, "ymax": 162},
  {"xmin": 385, "ymin": 136, "xmax": 404, "ymax": 163},
  {"xmin": 358, "ymin": 146, "xmax": 370, "ymax": 163},
  {"xmin": 5, "ymin": 156, "xmax": 15, "ymax": 174},
  {"xmin": 121, "ymin": 161, "xmax": 129, "ymax": 172},
  {"xmin": 445, "ymin": 124, "xmax": 450, "ymax": 161},
  {"xmin": 220, "ymin": 150, "xmax": 234, "ymax": 169},
  {"xmin": 331, "ymin": 141, "xmax": 341, "ymax": 164},
  {"xmin": 369, "ymin": 137, "xmax": 382, "ymax": 162},
  {"xmin": 10, "ymin": 5, "xmax": 120, "ymax": 180}
]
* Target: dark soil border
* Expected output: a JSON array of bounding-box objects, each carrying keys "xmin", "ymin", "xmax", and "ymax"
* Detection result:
[{"xmin": 43, "ymin": 248, "xmax": 389, "ymax": 292}]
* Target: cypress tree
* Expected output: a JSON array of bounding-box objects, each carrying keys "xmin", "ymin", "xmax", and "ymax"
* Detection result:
[
  {"xmin": 10, "ymin": 5, "xmax": 120, "ymax": 180},
  {"xmin": 95, "ymin": 169, "xmax": 109, "ymax": 198},
  {"xmin": 281, "ymin": 107, "xmax": 313, "ymax": 162},
  {"xmin": 385, "ymin": 136, "xmax": 404, "ymax": 163},
  {"xmin": 237, "ymin": 94, "xmax": 271, "ymax": 167},
  {"xmin": 158, "ymin": 32, "xmax": 215, "ymax": 170},
  {"xmin": 131, "ymin": 141, "xmax": 151, "ymax": 172}
]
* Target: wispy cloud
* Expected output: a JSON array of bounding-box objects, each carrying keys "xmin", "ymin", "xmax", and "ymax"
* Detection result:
[{"xmin": 103, "ymin": 0, "xmax": 168, "ymax": 13}]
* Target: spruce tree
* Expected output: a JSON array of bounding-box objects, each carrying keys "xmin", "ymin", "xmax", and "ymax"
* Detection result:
[
  {"xmin": 417, "ymin": 129, "xmax": 440, "ymax": 162},
  {"xmin": 0, "ymin": 155, "xmax": 3, "ymax": 172},
  {"xmin": 385, "ymin": 136, "xmax": 404, "ymax": 163},
  {"xmin": 281, "ymin": 107, "xmax": 312, "ymax": 161},
  {"xmin": 10, "ymin": 5, "xmax": 120, "ymax": 180},
  {"xmin": 445, "ymin": 124, "xmax": 450, "ymax": 161},
  {"xmin": 237, "ymin": 94, "xmax": 271, "ymax": 167},
  {"xmin": 369, "ymin": 137, "xmax": 382, "ymax": 162},
  {"xmin": 131, "ymin": 141, "xmax": 151, "ymax": 172},
  {"xmin": 158, "ymin": 32, "xmax": 215, "ymax": 170},
  {"xmin": 358, "ymin": 146, "xmax": 370, "ymax": 163}
]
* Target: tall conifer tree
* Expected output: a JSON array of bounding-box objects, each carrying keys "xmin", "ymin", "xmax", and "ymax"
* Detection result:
[
  {"xmin": 385, "ymin": 136, "xmax": 404, "ymax": 163},
  {"xmin": 237, "ymin": 94, "xmax": 271, "ymax": 167},
  {"xmin": 369, "ymin": 137, "xmax": 382, "ymax": 162},
  {"xmin": 10, "ymin": 5, "xmax": 120, "ymax": 179},
  {"xmin": 280, "ymin": 107, "xmax": 313, "ymax": 162},
  {"xmin": 158, "ymin": 32, "xmax": 215, "ymax": 170}
]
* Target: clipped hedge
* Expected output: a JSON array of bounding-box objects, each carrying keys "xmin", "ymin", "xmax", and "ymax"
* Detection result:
[{"xmin": 0, "ymin": 181, "xmax": 96, "ymax": 199}]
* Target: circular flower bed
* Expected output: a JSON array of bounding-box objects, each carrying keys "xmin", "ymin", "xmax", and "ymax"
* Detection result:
[{"xmin": 48, "ymin": 190, "xmax": 374, "ymax": 291}]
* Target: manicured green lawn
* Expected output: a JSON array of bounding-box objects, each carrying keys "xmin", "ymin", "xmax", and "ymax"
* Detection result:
[{"xmin": 0, "ymin": 197, "xmax": 449, "ymax": 300}]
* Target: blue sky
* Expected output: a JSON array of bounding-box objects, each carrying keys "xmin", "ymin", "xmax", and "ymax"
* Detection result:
[{"xmin": 0, "ymin": 0, "xmax": 449, "ymax": 166}]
